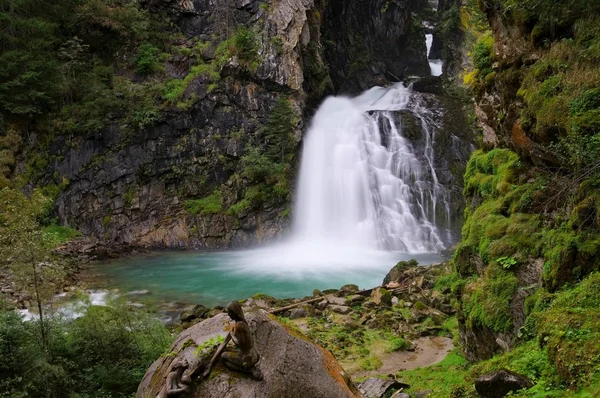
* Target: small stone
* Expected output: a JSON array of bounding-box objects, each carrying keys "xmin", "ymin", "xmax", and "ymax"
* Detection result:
[
  {"xmin": 289, "ymin": 307, "xmax": 308, "ymax": 319},
  {"xmin": 315, "ymin": 300, "xmax": 329, "ymax": 311},
  {"xmin": 475, "ymin": 369, "xmax": 534, "ymax": 398},
  {"xmin": 391, "ymin": 296, "xmax": 399, "ymax": 305},
  {"xmin": 328, "ymin": 305, "xmax": 352, "ymax": 315},
  {"xmin": 313, "ymin": 289, "xmax": 323, "ymax": 297}
]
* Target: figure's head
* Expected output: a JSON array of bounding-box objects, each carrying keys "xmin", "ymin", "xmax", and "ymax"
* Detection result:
[
  {"xmin": 171, "ymin": 358, "xmax": 189, "ymax": 370},
  {"xmin": 226, "ymin": 300, "xmax": 246, "ymax": 322}
]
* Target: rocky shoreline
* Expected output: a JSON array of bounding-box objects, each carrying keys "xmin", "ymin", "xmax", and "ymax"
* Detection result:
[{"xmin": 137, "ymin": 260, "xmax": 459, "ymax": 398}]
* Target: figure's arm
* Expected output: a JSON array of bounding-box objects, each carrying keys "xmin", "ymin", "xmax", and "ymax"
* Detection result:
[{"xmin": 200, "ymin": 333, "xmax": 232, "ymax": 379}]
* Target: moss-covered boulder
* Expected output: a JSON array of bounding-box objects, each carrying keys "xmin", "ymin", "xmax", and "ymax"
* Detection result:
[{"xmin": 137, "ymin": 311, "xmax": 359, "ymax": 398}]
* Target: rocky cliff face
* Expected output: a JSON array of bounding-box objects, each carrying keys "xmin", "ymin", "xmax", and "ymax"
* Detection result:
[
  {"xmin": 39, "ymin": 0, "xmax": 474, "ymax": 250},
  {"xmin": 454, "ymin": 0, "xmax": 600, "ymax": 362},
  {"xmin": 51, "ymin": 0, "xmax": 320, "ymax": 249}
]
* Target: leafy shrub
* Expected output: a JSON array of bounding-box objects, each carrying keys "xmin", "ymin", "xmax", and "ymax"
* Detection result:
[
  {"xmin": 42, "ymin": 225, "xmax": 81, "ymax": 247},
  {"xmin": 134, "ymin": 43, "xmax": 160, "ymax": 75},
  {"xmin": 0, "ymin": 305, "xmax": 171, "ymax": 398},
  {"xmin": 185, "ymin": 191, "xmax": 223, "ymax": 215}
]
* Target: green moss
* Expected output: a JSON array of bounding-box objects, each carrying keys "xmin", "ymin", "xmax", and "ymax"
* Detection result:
[
  {"xmin": 41, "ymin": 225, "xmax": 81, "ymax": 247},
  {"xmin": 360, "ymin": 356, "xmax": 383, "ymax": 371},
  {"xmin": 462, "ymin": 264, "xmax": 519, "ymax": 333},
  {"xmin": 388, "ymin": 337, "xmax": 409, "ymax": 352},
  {"xmin": 399, "ymin": 350, "xmax": 471, "ymax": 396},
  {"xmin": 227, "ymin": 199, "xmax": 250, "ymax": 217},
  {"xmin": 184, "ymin": 191, "xmax": 223, "ymax": 216}
]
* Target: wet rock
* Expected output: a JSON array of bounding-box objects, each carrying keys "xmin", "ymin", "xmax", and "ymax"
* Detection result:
[
  {"xmin": 370, "ymin": 288, "xmax": 392, "ymax": 306},
  {"xmin": 410, "ymin": 76, "xmax": 443, "ymax": 95},
  {"xmin": 179, "ymin": 304, "xmax": 209, "ymax": 322},
  {"xmin": 475, "ymin": 369, "xmax": 534, "ymax": 398},
  {"xmin": 383, "ymin": 259, "xmax": 419, "ymax": 285},
  {"xmin": 328, "ymin": 305, "xmax": 352, "ymax": 315},
  {"xmin": 289, "ymin": 307, "xmax": 308, "ymax": 320},
  {"xmin": 125, "ymin": 289, "xmax": 150, "ymax": 296},
  {"xmin": 326, "ymin": 295, "xmax": 351, "ymax": 306},
  {"xmin": 137, "ymin": 311, "xmax": 358, "ymax": 398}
]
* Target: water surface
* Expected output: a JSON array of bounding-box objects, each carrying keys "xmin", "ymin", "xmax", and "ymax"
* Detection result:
[{"xmin": 94, "ymin": 247, "xmax": 445, "ymax": 307}]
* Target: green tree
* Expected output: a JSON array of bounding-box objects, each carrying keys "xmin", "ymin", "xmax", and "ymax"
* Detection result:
[
  {"xmin": 263, "ymin": 96, "xmax": 297, "ymax": 162},
  {"xmin": 0, "ymin": 188, "xmax": 64, "ymax": 352}
]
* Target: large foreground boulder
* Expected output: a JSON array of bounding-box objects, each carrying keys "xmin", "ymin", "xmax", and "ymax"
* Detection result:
[
  {"xmin": 475, "ymin": 369, "xmax": 534, "ymax": 398},
  {"xmin": 137, "ymin": 311, "xmax": 359, "ymax": 398}
]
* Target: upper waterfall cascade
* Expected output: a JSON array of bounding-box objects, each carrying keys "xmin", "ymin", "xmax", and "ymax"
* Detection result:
[
  {"xmin": 426, "ymin": 33, "xmax": 443, "ymax": 76},
  {"xmin": 292, "ymin": 83, "xmax": 450, "ymax": 253}
]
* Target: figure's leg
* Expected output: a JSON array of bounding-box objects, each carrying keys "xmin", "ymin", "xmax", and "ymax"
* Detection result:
[{"xmin": 221, "ymin": 351, "xmax": 246, "ymax": 372}]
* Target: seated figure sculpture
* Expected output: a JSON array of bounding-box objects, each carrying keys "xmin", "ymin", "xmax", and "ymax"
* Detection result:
[
  {"xmin": 157, "ymin": 357, "xmax": 192, "ymax": 397},
  {"xmin": 221, "ymin": 301, "xmax": 263, "ymax": 380}
]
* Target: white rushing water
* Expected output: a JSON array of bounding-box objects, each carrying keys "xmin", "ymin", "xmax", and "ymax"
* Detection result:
[
  {"xmin": 241, "ymin": 83, "xmax": 451, "ymax": 274},
  {"xmin": 425, "ymin": 34, "xmax": 443, "ymax": 77},
  {"xmin": 293, "ymin": 83, "xmax": 447, "ymax": 253},
  {"xmin": 17, "ymin": 290, "xmax": 111, "ymax": 321}
]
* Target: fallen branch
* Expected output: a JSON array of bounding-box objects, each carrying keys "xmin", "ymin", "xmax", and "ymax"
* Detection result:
[
  {"xmin": 199, "ymin": 333, "xmax": 232, "ymax": 380},
  {"xmin": 269, "ymin": 297, "xmax": 322, "ymax": 315}
]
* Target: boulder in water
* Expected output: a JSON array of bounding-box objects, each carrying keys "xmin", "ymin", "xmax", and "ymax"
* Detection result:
[
  {"xmin": 180, "ymin": 304, "xmax": 209, "ymax": 322},
  {"xmin": 475, "ymin": 369, "xmax": 534, "ymax": 398},
  {"xmin": 137, "ymin": 311, "xmax": 359, "ymax": 398}
]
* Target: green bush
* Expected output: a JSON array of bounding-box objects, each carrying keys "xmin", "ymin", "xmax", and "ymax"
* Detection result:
[
  {"xmin": 0, "ymin": 305, "xmax": 171, "ymax": 398},
  {"xmin": 134, "ymin": 43, "xmax": 160, "ymax": 75},
  {"xmin": 42, "ymin": 225, "xmax": 81, "ymax": 247},
  {"xmin": 185, "ymin": 191, "xmax": 223, "ymax": 216}
]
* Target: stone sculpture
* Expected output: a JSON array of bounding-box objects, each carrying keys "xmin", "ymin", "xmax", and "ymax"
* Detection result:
[
  {"xmin": 156, "ymin": 358, "xmax": 192, "ymax": 398},
  {"xmin": 220, "ymin": 301, "xmax": 263, "ymax": 380}
]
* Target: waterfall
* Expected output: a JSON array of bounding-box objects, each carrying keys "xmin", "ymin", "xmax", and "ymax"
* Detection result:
[
  {"xmin": 425, "ymin": 34, "xmax": 443, "ymax": 76},
  {"xmin": 292, "ymin": 83, "xmax": 449, "ymax": 253}
]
